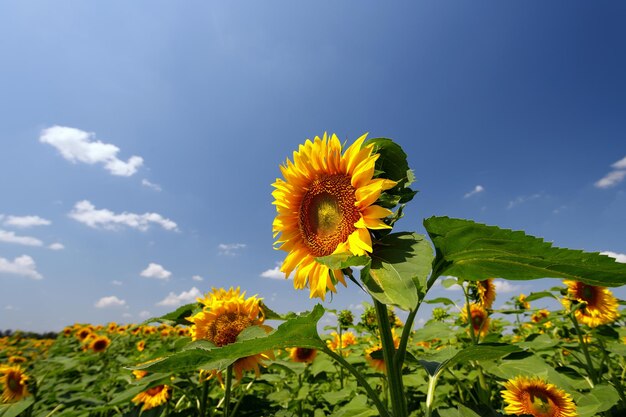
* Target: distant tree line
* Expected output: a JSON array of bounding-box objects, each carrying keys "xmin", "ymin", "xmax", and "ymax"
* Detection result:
[{"xmin": 0, "ymin": 329, "xmax": 58, "ymax": 339}]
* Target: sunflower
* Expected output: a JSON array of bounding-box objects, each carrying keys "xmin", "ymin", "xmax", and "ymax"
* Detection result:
[
  {"xmin": 76, "ymin": 327, "xmax": 92, "ymax": 342},
  {"xmin": 326, "ymin": 331, "xmax": 358, "ymax": 353},
  {"xmin": 365, "ymin": 334, "xmax": 400, "ymax": 373},
  {"xmin": 187, "ymin": 287, "xmax": 273, "ymax": 380},
  {"xmin": 287, "ymin": 347, "xmax": 317, "ymax": 363},
  {"xmin": 0, "ymin": 365, "xmax": 30, "ymax": 403},
  {"xmin": 476, "ymin": 279, "xmax": 496, "ymax": 309},
  {"xmin": 461, "ymin": 303, "xmax": 490, "ymax": 338},
  {"xmin": 137, "ymin": 340, "xmax": 145, "ymax": 352},
  {"xmin": 132, "ymin": 385, "xmax": 171, "ymax": 411},
  {"xmin": 501, "ymin": 376, "xmax": 576, "ymax": 417},
  {"xmin": 272, "ymin": 133, "xmax": 397, "ymax": 299},
  {"xmin": 562, "ymin": 280, "xmax": 619, "ymax": 327},
  {"xmin": 89, "ymin": 335, "xmax": 111, "ymax": 353},
  {"xmin": 516, "ymin": 294, "xmax": 530, "ymax": 310}
]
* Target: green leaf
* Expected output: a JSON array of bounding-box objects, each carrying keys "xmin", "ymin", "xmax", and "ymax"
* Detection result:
[
  {"xmin": 413, "ymin": 322, "xmax": 456, "ymax": 342},
  {"xmin": 365, "ymin": 137, "xmax": 417, "ymax": 208},
  {"xmin": 576, "ymin": 384, "xmax": 620, "ymax": 417},
  {"xmin": 322, "ymin": 387, "xmax": 355, "ymax": 406},
  {"xmin": 425, "ymin": 297, "xmax": 456, "ymax": 306},
  {"xmin": 130, "ymin": 305, "xmax": 326, "ymax": 373},
  {"xmin": 329, "ymin": 395, "xmax": 379, "ymax": 417},
  {"xmin": 0, "ymin": 398, "xmax": 34, "ymax": 417},
  {"xmin": 361, "ymin": 232, "xmax": 433, "ymax": 311},
  {"xmin": 141, "ymin": 302, "xmax": 199, "ymax": 326},
  {"xmin": 525, "ymin": 291, "xmax": 559, "ymax": 302},
  {"xmin": 259, "ymin": 301, "xmax": 297, "ymax": 320},
  {"xmin": 236, "ymin": 325, "xmax": 271, "ymax": 342},
  {"xmin": 424, "ymin": 216, "xmax": 626, "ymax": 286},
  {"xmin": 316, "ymin": 253, "xmax": 370, "ymax": 270}
]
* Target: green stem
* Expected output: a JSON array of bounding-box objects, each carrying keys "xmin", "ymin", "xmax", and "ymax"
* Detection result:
[
  {"xmin": 224, "ymin": 365, "xmax": 233, "ymax": 417},
  {"xmin": 425, "ymin": 374, "xmax": 439, "ymax": 417},
  {"xmin": 199, "ymin": 379, "xmax": 210, "ymax": 417},
  {"xmin": 338, "ymin": 326, "xmax": 344, "ymax": 389},
  {"xmin": 322, "ymin": 346, "xmax": 391, "ymax": 417},
  {"xmin": 463, "ymin": 284, "xmax": 489, "ymax": 404},
  {"xmin": 569, "ymin": 312, "xmax": 597, "ymax": 386},
  {"xmin": 396, "ymin": 308, "xmax": 418, "ymax": 371},
  {"xmin": 373, "ymin": 298, "xmax": 407, "ymax": 417}
]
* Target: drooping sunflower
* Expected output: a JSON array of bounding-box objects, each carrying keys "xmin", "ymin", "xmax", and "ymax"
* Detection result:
[
  {"xmin": 365, "ymin": 334, "xmax": 400, "ymax": 373},
  {"xmin": 132, "ymin": 385, "xmax": 171, "ymax": 411},
  {"xmin": 516, "ymin": 294, "xmax": 530, "ymax": 310},
  {"xmin": 89, "ymin": 335, "xmax": 111, "ymax": 353},
  {"xmin": 0, "ymin": 365, "xmax": 30, "ymax": 403},
  {"xmin": 562, "ymin": 280, "xmax": 619, "ymax": 327},
  {"xmin": 476, "ymin": 279, "xmax": 496, "ymax": 309},
  {"xmin": 501, "ymin": 376, "xmax": 576, "ymax": 417},
  {"xmin": 272, "ymin": 133, "xmax": 397, "ymax": 299},
  {"xmin": 187, "ymin": 287, "xmax": 273, "ymax": 380},
  {"xmin": 461, "ymin": 303, "xmax": 490, "ymax": 338},
  {"xmin": 287, "ymin": 347, "xmax": 318, "ymax": 364}
]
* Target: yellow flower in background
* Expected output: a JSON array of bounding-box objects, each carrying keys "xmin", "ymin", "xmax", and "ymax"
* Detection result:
[
  {"xmin": 133, "ymin": 370, "xmax": 148, "ymax": 380},
  {"xmin": 137, "ymin": 340, "xmax": 146, "ymax": 352},
  {"xmin": 0, "ymin": 365, "xmax": 30, "ymax": 403},
  {"xmin": 326, "ymin": 331, "xmax": 357, "ymax": 353},
  {"xmin": 272, "ymin": 133, "xmax": 397, "ymax": 299},
  {"xmin": 531, "ymin": 309, "xmax": 550, "ymax": 324},
  {"xmin": 187, "ymin": 287, "xmax": 272, "ymax": 380},
  {"xmin": 76, "ymin": 327, "xmax": 92, "ymax": 342},
  {"xmin": 516, "ymin": 293, "xmax": 530, "ymax": 310},
  {"xmin": 365, "ymin": 334, "xmax": 400, "ymax": 373},
  {"xmin": 287, "ymin": 347, "xmax": 318, "ymax": 363},
  {"xmin": 562, "ymin": 280, "xmax": 619, "ymax": 327},
  {"xmin": 476, "ymin": 279, "xmax": 496, "ymax": 309},
  {"xmin": 461, "ymin": 303, "xmax": 490, "ymax": 338},
  {"xmin": 501, "ymin": 376, "xmax": 576, "ymax": 417},
  {"xmin": 132, "ymin": 385, "xmax": 171, "ymax": 411},
  {"xmin": 89, "ymin": 335, "xmax": 111, "ymax": 353}
]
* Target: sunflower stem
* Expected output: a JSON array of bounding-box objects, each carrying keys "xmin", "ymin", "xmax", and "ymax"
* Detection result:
[
  {"xmin": 322, "ymin": 346, "xmax": 391, "ymax": 417},
  {"xmin": 224, "ymin": 365, "xmax": 233, "ymax": 417},
  {"xmin": 569, "ymin": 312, "xmax": 598, "ymax": 386},
  {"xmin": 199, "ymin": 378, "xmax": 210, "ymax": 417},
  {"xmin": 373, "ymin": 298, "xmax": 407, "ymax": 417},
  {"xmin": 462, "ymin": 285, "xmax": 490, "ymax": 404},
  {"xmin": 338, "ymin": 326, "xmax": 344, "ymax": 389}
]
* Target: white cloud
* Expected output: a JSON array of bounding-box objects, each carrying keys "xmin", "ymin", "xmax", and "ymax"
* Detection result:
[
  {"xmin": 111, "ymin": 280, "xmax": 123, "ymax": 286},
  {"xmin": 192, "ymin": 275, "xmax": 203, "ymax": 282},
  {"xmin": 68, "ymin": 200, "xmax": 178, "ymax": 231},
  {"xmin": 138, "ymin": 311, "xmax": 152, "ymax": 319},
  {"xmin": 0, "ymin": 255, "xmax": 42, "ymax": 279},
  {"xmin": 600, "ymin": 251, "xmax": 626, "ymax": 263},
  {"xmin": 507, "ymin": 194, "xmax": 541, "ymax": 209},
  {"xmin": 595, "ymin": 170, "xmax": 626, "ymax": 189},
  {"xmin": 260, "ymin": 265, "xmax": 290, "ymax": 280},
  {"xmin": 94, "ymin": 295, "xmax": 126, "ymax": 308},
  {"xmin": 140, "ymin": 263, "xmax": 172, "ymax": 280},
  {"xmin": 122, "ymin": 312, "xmax": 133, "ymax": 318},
  {"xmin": 0, "ymin": 229, "xmax": 44, "ymax": 247},
  {"xmin": 40, "ymin": 126, "xmax": 144, "ymax": 177},
  {"xmin": 156, "ymin": 287, "xmax": 202, "ymax": 307},
  {"xmin": 464, "ymin": 185, "xmax": 484, "ymax": 199},
  {"xmin": 3, "ymin": 215, "xmax": 51, "ymax": 228},
  {"xmin": 48, "ymin": 243, "xmax": 65, "ymax": 250},
  {"xmin": 493, "ymin": 279, "xmax": 522, "ymax": 294},
  {"xmin": 141, "ymin": 179, "xmax": 162, "ymax": 192},
  {"xmin": 611, "ymin": 156, "xmax": 626, "ymax": 170},
  {"xmin": 218, "ymin": 243, "xmax": 246, "ymax": 256}
]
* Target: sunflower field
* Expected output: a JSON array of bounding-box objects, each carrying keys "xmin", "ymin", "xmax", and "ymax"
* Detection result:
[{"xmin": 2, "ymin": 134, "xmax": 626, "ymax": 417}]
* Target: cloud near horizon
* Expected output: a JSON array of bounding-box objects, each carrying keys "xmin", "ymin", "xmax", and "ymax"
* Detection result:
[
  {"xmin": 94, "ymin": 296, "xmax": 126, "ymax": 308},
  {"xmin": 156, "ymin": 287, "xmax": 202, "ymax": 307},
  {"xmin": 40, "ymin": 126, "xmax": 144, "ymax": 177}
]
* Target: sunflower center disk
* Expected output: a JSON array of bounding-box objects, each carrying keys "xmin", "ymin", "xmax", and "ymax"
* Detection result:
[
  {"xmin": 299, "ymin": 175, "xmax": 359, "ymax": 257},
  {"xmin": 211, "ymin": 313, "xmax": 253, "ymax": 347},
  {"xmin": 526, "ymin": 391, "xmax": 556, "ymax": 417},
  {"xmin": 7, "ymin": 374, "xmax": 20, "ymax": 392}
]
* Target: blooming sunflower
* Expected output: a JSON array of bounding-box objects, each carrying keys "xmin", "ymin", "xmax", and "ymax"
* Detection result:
[
  {"xmin": 501, "ymin": 376, "xmax": 576, "ymax": 417},
  {"xmin": 272, "ymin": 133, "xmax": 397, "ymax": 299},
  {"xmin": 287, "ymin": 347, "xmax": 318, "ymax": 363},
  {"xmin": 0, "ymin": 365, "xmax": 30, "ymax": 403},
  {"xmin": 132, "ymin": 385, "xmax": 171, "ymax": 411},
  {"xmin": 365, "ymin": 334, "xmax": 400, "ymax": 373},
  {"xmin": 187, "ymin": 287, "xmax": 273, "ymax": 380},
  {"xmin": 476, "ymin": 279, "xmax": 496, "ymax": 309},
  {"xmin": 461, "ymin": 303, "xmax": 490, "ymax": 338},
  {"xmin": 562, "ymin": 280, "xmax": 619, "ymax": 327},
  {"xmin": 89, "ymin": 335, "xmax": 111, "ymax": 353},
  {"xmin": 326, "ymin": 331, "xmax": 358, "ymax": 354},
  {"xmin": 137, "ymin": 340, "xmax": 145, "ymax": 352},
  {"xmin": 516, "ymin": 294, "xmax": 530, "ymax": 310}
]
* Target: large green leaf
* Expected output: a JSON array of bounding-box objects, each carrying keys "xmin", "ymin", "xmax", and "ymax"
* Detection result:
[
  {"xmin": 575, "ymin": 384, "xmax": 620, "ymax": 417},
  {"xmin": 418, "ymin": 343, "xmax": 520, "ymax": 377},
  {"xmin": 141, "ymin": 302, "xmax": 200, "ymax": 326},
  {"xmin": 130, "ymin": 305, "xmax": 325, "ymax": 373},
  {"xmin": 361, "ymin": 232, "xmax": 433, "ymax": 311},
  {"xmin": 0, "ymin": 398, "xmax": 34, "ymax": 417},
  {"xmin": 424, "ymin": 216, "xmax": 626, "ymax": 286}
]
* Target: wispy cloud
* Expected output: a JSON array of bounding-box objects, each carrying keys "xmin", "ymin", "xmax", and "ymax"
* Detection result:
[
  {"xmin": 111, "ymin": 280, "xmax": 123, "ymax": 286},
  {"xmin": 48, "ymin": 243, "xmax": 65, "ymax": 250},
  {"xmin": 138, "ymin": 311, "xmax": 151, "ymax": 319},
  {"xmin": 140, "ymin": 263, "xmax": 172, "ymax": 280},
  {"xmin": 600, "ymin": 251, "xmax": 626, "ymax": 263},
  {"xmin": 464, "ymin": 185, "xmax": 484, "ymax": 199},
  {"xmin": 260, "ymin": 264, "xmax": 290, "ymax": 280},
  {"xmin": 141, "ymin": 179, "xmax": 162, "ymax": 192},
  {"xmin": 0, "ymin": 229, "xmax": 43, "ymax": 247},
  {"xmin": 218, "ymin": 243, "xmax": 246, "ymax": 256},
  {"xmin": 156, "ymin": 287, "xmax": 202, "ymax": 307},
  {"xmin": 69, "ymin": 200, "xmax": 178, "ymax": 231},
  {"xmin": 40, "ymin": 126, "xmax": 143, "ymax": 176},
  {"xmin": 94, "ymin": 295, "xmax": 126, "ymax": 308},
  {"xmin": 507, "ymin": 194, "xmax": 541, "ymax": 209},
  {"xmin": 3, "ymin": 215, "xmax": 51, "ymax": 228},
  {"xmin": 595, "ymin": 156, "xmax": 626, "ymax": 189},
  {"xmin": 493, "ymin": 279, "xmax": 523, "ymax": 294},
  {"xmin": 192, "ymin": 275, "xmax": 203, "ymax": 282},
  {"xmin": 0, "ymin": 255, "xmax": 43, "ymax": 279}
]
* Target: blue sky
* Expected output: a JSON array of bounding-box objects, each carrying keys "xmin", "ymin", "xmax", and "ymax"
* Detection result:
[{"xmin": 1, "ymin": 1, "xmax": 625, "ymax": 332}]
